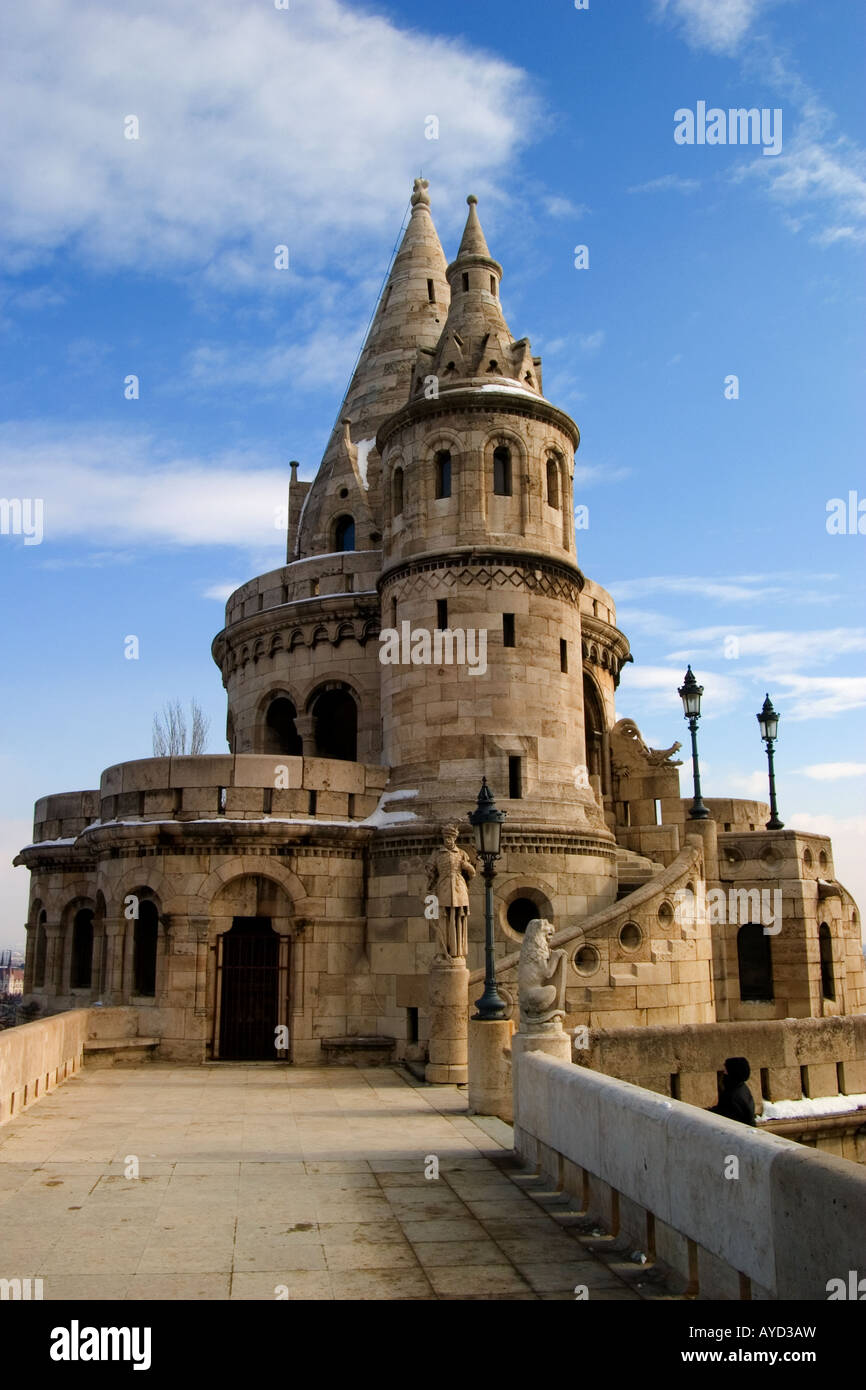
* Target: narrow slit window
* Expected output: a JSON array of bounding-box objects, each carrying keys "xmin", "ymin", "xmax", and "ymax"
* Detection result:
[
  {"xmin": 560, "ymin": 638, "xmax": 568, "ymax": 673},
  {"xmin": 493, "ymin": 446, "xmax": 512, "ymax": 496},
  {"xmin": 546, "ymin": 457, "xmax": 560, "ymax": 509},
  {"xmin": 508, "ymin": 755, "xmax": 523, "ymax": 799},
  {"xmin": 490, "ymin": 275, "xmax": 497, "ymax": 295},
  {"xmin": 435, "ymin": 450, "xmax": 452, "ymax": 499},
  {"xmin": 503, "ymin": 613, "xmax": 515, "ymax": 647},
  {"xmin": 427, "ymin": 278, "xmax": 435, "ymax": 303},
  {"xmin": 392, "ymin": 467, "xmax": 404, "ymax": 516},
  {"xmin": 436, "ymin": 599, "xmax": 448, "ymax": 630},
  {"xmin": 462, "ymin": 272, "xmax": 469, "ymax": 292},
  {"xmin": 308, "ymin": 790, "xmax": 317, "ymax": 816}
]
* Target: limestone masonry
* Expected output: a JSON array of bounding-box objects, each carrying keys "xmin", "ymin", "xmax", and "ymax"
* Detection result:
[{"xmin": 15, "ymin": 180, "xmax": 866, "ymax": 1067}]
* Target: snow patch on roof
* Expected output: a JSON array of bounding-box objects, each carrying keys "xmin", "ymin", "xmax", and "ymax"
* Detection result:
[{"xmin": 362, "ymin": 787, "xmax": 419, "ymax": 828}]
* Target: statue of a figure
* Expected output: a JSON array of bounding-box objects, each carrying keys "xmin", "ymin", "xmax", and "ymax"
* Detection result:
[
  {"xmin": 518, "ymin": 918, "xmax": 567, "ymax": 1029},
  {"xmin": 425, "ymin": 824, "xmax": 475, "ymax": 960}
]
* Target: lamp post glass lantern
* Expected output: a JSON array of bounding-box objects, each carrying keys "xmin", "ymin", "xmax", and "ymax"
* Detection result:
[
  {"xmin": 757, "ymin": 694, "xmax": 784, "ymax": 830},
  {"xmin": 468, "ymin": 778, "xmax": 507, "ymax": 1020},
  {"xmin": 678, "ymin": 666, "xmax": 709, "ymax": 819}
]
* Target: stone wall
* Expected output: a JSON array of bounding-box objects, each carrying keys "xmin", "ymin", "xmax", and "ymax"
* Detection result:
[{"xmin": 0, "ymin": 1009, "xmax": 88, "ymax": 1125}]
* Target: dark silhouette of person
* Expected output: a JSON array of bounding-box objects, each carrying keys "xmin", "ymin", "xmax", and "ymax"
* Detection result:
[{"xmin": 708, "ymin": 1056, "xmax": 756, "ymax": 1126}]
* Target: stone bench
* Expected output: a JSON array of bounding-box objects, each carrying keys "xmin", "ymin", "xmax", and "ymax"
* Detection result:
[
  {"xmin": 320, "ymin": 1035, "xmax": 396, "ymax": 1066},
  {"xmin": 83, "ymin": 1037, "xmax": 161, "ymax": 1067}
]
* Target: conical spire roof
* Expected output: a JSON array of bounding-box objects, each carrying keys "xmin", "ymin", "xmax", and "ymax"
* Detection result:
[
  {"xmin": 293, "ymin": 180, "xmax": 450, "ymax": 558},
  {"xmin": 420, "ymin": 195, "xmax": 543, "ymax": 395}
]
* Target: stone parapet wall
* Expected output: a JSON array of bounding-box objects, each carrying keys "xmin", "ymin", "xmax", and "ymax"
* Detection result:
[
  {"xmin": 514, "ymin": 1047, "xmax": 866, "ymax": 1300},
  {"xmin": 584, "ymin": 1014, "xmax": 866, "ymax": 1108},
  {"xmin": 28, "ymin": 756, "xmax": 389, "ymax": 842},
  {"xmin": 0, "ymin": 1009, "xmax": 88, "ymax": 1125}
]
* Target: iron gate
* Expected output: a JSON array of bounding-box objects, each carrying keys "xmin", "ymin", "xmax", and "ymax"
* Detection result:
[{"xmin": 215, "ymin": 917, "xmax": 291, "ymax": 1060}]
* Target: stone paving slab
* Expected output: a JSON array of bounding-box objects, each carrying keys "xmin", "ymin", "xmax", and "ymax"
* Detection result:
[{"xmin": 0, "ymin": 1064, "xmax": 657, "ymax": 1301}]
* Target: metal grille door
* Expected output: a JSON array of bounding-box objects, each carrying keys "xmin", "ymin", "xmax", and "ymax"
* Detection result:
[{"xmin": 217, "ymin": 917, "xmax": 282, "ymax": 1060}]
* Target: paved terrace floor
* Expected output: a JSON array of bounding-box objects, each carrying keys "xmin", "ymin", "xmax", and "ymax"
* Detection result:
[{"xmin": 0, "ymin": 1064, "xmax": 666, "ymax": 1301}]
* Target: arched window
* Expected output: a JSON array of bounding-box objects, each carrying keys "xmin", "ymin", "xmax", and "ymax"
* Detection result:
[
  {"xmin": 312, "ymin": 687, "xmax": 358, "ymax": 761},
  {"xmin": 583, "ymin": 675, "xmax": 605, "ymax": 787},
  {"xmin": 133, "ymin": 900, "xmax": 159, "ymax": 998},
  {"xmin": 737, "ymin": 923, "xmax": 774, "ymax": 1002},
  {"xmin": 334, "ymin": 515, "xmax": 355, "ymax": 552},
  {"xmin": 434, "ymin": 450, "xmax": 452, "ymax": 499},
  {"xmin": 392, "ymin": 468, "xmax": 404, "ymax": 516},
  {"xmin": 493, "ymin": 446, "xmax": 512, "ymax": 496},
  {"xmin": 33, "ymin": 911, "xmax": 47, "ymax": 989},
  {"xmin": 819, "ymin": 923, "xmax": 835, "ymax": 1001},
  {"xmin": 546, "ymin": 457, "xmax": 560, "ymax": 509},
  {"xmin": 71, "ymin": 908, "xmax": 94, "ymax": 989},
  {"xmin": 263, "ymin": 697, "xmax": 302, "ymax": 756}
]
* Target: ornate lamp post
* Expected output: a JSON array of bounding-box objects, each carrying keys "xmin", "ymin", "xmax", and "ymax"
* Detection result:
[
  {"xmin": 678, "ymin": 666, "xmax": 709, "ymax": 819},
  {"xmin": 468, "ymin": 778, "xmax": 507, "ymax": 1020},
  {"xmin": 757, "ymin": 694, "xmax": 784, "ymax": 830}
]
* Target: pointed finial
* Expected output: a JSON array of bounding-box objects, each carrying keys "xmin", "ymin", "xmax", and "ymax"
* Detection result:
[{"xmin": 411, "ymin": 178, "xmax": 430, "ymax": 208}]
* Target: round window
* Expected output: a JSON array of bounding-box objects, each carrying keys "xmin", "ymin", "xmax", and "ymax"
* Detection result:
[
  {"xmin": 619, "ymin": 922, "xmax": 642, "ymax": 951},
  {"xmin": 574, "ymin": 944, "xmax": 600, "ymax": 976},
  {"xmin": 803, "ymin": 848, "xmax": 813, "ymax": 868},
  {"xmin": 657, "ymin": 901, "xmax": 674, "ymax": 927}
]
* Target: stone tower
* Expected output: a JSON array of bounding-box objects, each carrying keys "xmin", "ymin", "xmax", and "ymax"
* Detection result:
[{"xmin": 372, "ymin": 195, "xmax": 619, "ymax": 942}]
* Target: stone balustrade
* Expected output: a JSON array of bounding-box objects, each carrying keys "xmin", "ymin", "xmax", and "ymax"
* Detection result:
[
  {"xmin": 513, "ymin": 1047, "xmax": 866, "ymax": 1300},
  {"xmin": 0, "ymin": 1009, "xmax": 88, "ymax": 1125}
]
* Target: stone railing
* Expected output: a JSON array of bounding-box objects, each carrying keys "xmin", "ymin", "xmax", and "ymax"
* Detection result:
[
  {"xmin": 513, "ymin": 1047, "xmax": 866, "ymax": 1300},
  {"xmin": 28, "ymin": 756, "xmax": 391, "ymax": 842},
  {"xmin": 584, "ymin": 1015, "xmax": 866, "ymax": 1108},
  {"xmin": 223, "ymin": 551, "xmax": 381, "ymax": 628},
  {"xmin": 0, "ymin": 1010, "xmax": 88, "ymax": 1125}
]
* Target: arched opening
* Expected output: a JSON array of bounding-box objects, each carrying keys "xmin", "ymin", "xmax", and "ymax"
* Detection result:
[
  {"xmin": 737, "ymin": 923, "xmax": 774, "ymax": 1002},
  {"xmin": 434, "ymin": 450, "xmax": 452, "ymax": 499},
  {"xmin": 493, "ymin": 446, "xmax": 512, "ymax": 497},
  {"xmin": 392, "ymin": 467, "xmax": 404, "ymax": 516},
  {"xmin": 819, "ymin": 923, "xmax": 835, "ymax": 1001},
  {"xmin": 71, "ymin": 908, "xmax": 94, "ymax": 990},
  {"xmin": 311, "ymin": 686, "xmax": 358, "ymax": 761},
  {"xmin": 546, "ymin": 457, "xmax": 560, "ymax": 509},
  {"xmin": 33, "ymin": 911, "xmax": 47, "ymax": 989},
  {"xmin": 583, "ymin": 674, "xmax": 606, "ymax": 791},
  {"xmin": 263, "ymin": 697, "xmax": 302, "ymax": 756},
  {"xmin": 133, "ymin": 900, "xmax": 159, "ymax": 998},
  {"xmin": 334, "ymin": 515, "xmax": 355, "ymax": 552},
  {"xmin": 218, "ymin": 917, "xmax": 281, "ymax": 1061}
]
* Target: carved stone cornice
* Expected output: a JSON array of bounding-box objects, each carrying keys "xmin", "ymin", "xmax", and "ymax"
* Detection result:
[{"xmin": 379, "ymin": 549, "xmax": 585, "ymax": 605}]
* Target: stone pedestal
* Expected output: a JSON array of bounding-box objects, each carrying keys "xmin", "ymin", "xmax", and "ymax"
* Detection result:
[
  {"xmin": 425, "ymin": 958, "xmax": 469, "ymax": 1085},
  {"xmin": 512, "ymin": 1023, "xmax": 572, "ymax": 1127},
  {"xmin": 468, "ymin": 1017, "xmax": 514, "ymax": 1120}
]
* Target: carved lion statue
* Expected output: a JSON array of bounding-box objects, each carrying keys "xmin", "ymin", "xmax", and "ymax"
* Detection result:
[{"xmin": 518, "ymin": 918, "xmax": 567, "ymax": 1028}]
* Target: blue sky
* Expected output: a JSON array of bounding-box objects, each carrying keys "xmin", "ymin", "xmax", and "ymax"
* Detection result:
[{"xmin": 1, "ymin": 0, "xmax": 864, "ymax": 946}]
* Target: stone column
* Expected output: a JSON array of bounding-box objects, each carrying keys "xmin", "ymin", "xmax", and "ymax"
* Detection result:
[
  {"xmin": 191, "ymin": 916, "xmax": 211, "ymax": 1018},
  {"xmin": 22, "ymin": 925, "xmax": 34, "ymax": 994},
  {"xmin": 44, "ymin": 926, "xmax": 63, "ymax": 997},
  {"xmin": 294, "ymin": 715, "xmax": 316, "ymax": 759},
  {"xmin": 103, "ymin": 919, "xmax": 126, "ymax": 1003},
  {"xmin": 426, "ymin": 957, "xmax": 470, "ymax": 1085}
]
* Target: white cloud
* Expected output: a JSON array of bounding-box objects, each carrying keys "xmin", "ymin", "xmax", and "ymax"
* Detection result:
[
  {"xmin": 796, "ymin": 763, "xmax": 866, "ymax": 782},
  {"xmin": 618, "ymin": 663, "xmax": 743, "ymax": 714},
  {"xmin": 203, "ymin": 582, "xmax": 243, "ymax": 602},
  {"xmin": 627, "ymin": 174, "xmax": 700, "ymax": 194},
  {"xmin": 543, "ymin": 196, "xmax": 588, "ymax": 219},
  {"xmin": 578, "ymin": 330, "xmax": 605, "ymax": 354},
  {"xmin": 185, "ymin": 323, "xmax": 359, "ymax": 395},
  {"xmin": 0, "ymin": 0, "xmax": 539, "ymax": 278},
  {"xmin": 770, "ymin": 674, "xmax": 866, "ymax": 721},
  {"xmin": 0, "ymin": 422, "xmax": 290, "ymax": 550},
  {"xmin": 612, "ymin": 574, "xmax": 793, "ymax": 603},
  {"xmin": 667, "ymin": 627, "xmax": 866, "ymax": 670},
  {"xmin": 653, "ymin": 0, "xmax": 774, "ymax": 54}
]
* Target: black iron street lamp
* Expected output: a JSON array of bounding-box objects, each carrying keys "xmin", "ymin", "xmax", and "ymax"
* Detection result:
[
  {"xmin": 757, "ymin": 694, "xmax": 784, "ymax": 830},
  {"xmin": 468, "ymin": 777, "xmax": 507, "ymax": 1021},
  {"xmin": 678, "ymin": 666, "xmax": 709, "ymax": 819}
]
